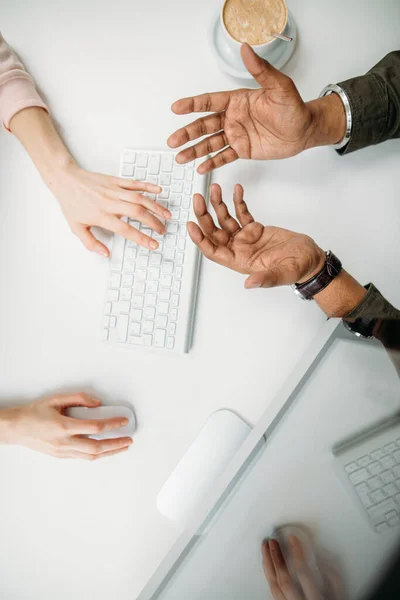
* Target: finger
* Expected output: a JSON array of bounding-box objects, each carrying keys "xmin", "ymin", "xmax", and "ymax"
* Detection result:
[
  {"xmin": 114, "ymin": 178, "xmax": 162, "ymax": 194},
  {"xmin": 270, "ymin": 539, "xmax": 301, "ymax": 599},
  {"xmin": 187, "ymin": 222, "xmax": 232, "ymax": 266},
  {"xmin": 103, "ymin": 216, "xmax": 160, "ymax": 250},
  {"xmin": 71, "ymin": 436, "xmax": 133, "ymax": 455},
  {"xmin": 261, "ymin": 542, "xmax": 286, "ymax": 600},
  {"xmin": 115, "ymin": 192, "xmax": 171, "ymax": 221},
  {"xmin": 57, "ymin": 446, "xmax": 130, "ymax": 461},
  {"xmin": 171, "ymin": 92, "xmax": 231, "ymax": 115},
  {"xmin": 169, "ymin": 112, "xmax": 225, "ymax": 152},
  {"xmin": 240, "ymin": 43, "xmax": 284, "ymax": 88},
  {"xmin": 197, "ymin": 147, "xmax": 238, "ymax": 175},
  {"xmin": 49, "ymin": 393, "xmax": 101, "ymax": 410},
  {"xmin": 74, "ymin": 226, "xmax": 109, "ymax": 258},
  {"xmin": 192, "ymin": 192, "xmax": 221, "ymax": 240},
  {"xmin": 244, "ymin": 267, "xmax": 283, "ymax": 289},
  {"xmin": 289, "ymin": 536, "xmax": 322, "ymax": 600},
  {"xmin": 111, "ymin": 200, "xmax": 167, "ymax": 235},
  {"xmin": 233, "ymin": 184, "xmax": 255, "ymax": 227},
  {"xmin": 175, "ymin": 132, "xmax": 228, "ymax": 165},
  {"xmin": 65, "ymin": 415, "xmax": 130, "ymax": 435},
  {"xmin": 210, "ymin": 184, "xmax": 241, "ymax": 234}
]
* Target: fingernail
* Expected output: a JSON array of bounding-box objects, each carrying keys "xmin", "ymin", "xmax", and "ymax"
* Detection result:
[
  {"xmin": 121, "ymin": 418, "xmax": 129, "ymax": 426},
  {"xmin": 164, "ymin": 211, "xmax": 171, "ymax": 219},
  {"xmin": 150, "ymin": 241, "xmax": 158, "ymax": 249},
  {"xmin": 246, "ymin": 282, "xmax": 261, "ymax": 289},
  {"xmin": 97, "ymin": 248, "xmax": 109, "ymax": 257}
]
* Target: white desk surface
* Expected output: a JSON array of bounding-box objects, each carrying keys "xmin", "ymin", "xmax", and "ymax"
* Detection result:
[{"xmin": 0, "ymin": 0, "xmax": 399, "ymax": 598}]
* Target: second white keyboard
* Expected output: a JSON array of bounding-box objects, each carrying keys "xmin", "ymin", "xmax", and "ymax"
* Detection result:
[{"xmin": 102, "ymin": 149, "xmax": 210, "ymax": 354}]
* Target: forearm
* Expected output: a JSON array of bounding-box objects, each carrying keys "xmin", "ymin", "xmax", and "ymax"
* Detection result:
[
  {"xmin": 9, "ymin": 106, "xmax": 73, "ymax": 180},
  {"xmin": 0, "ymin": 408, "xmax": 18, "ymax": 444},
  {"xmin": 305, "ymin": 93, "xmax": 347, "ymax": 149}
]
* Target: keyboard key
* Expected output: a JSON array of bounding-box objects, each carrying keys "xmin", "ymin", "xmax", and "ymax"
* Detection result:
[
  {"xmin": 131, "ymin": 309, "xmax": 142, "ymax": 321},
  {"xmin": 135, "ymin": 167, "xmax": 146, "ymax": 180},
  {"xmin": 383, "ymin": 483, "xmax": 398, "ymax": 497},
  {"xmin": 159, "ymin": 188, "xmax": 170, "ymax": 200},
  {"xmin": 124, "ymin": 260, "xmax": 136, "ymax": 273},
  {"xmin": 138, "ymin": 256, "xmax": 149, "ymax": 268},
  {"xmin": 134, "ymin": 282, "xmax": 145, "ymax": 295},
  {"xmin": 371, "ymin": 448, "xmax": 385, "ymax": 461},
  {"xmin": 108, "ymin": 290, "xmax": 119, "ymax": 302},
  {"xmin": 368, "ymin": 462, "xmax": 384, "ymax": 476},
  {"xmin": 349, "ymin": 469, "xmax": 370, "ymax": 485},
  {"xmin": 376, "ymin": 522, "xmax": 390, "ymax": 533},
  {"xmin": 158, "ymin": 302, "xmax": 169, "ymax": 315},
  {"xmin": 145, "ymin": 294, "xmax": 157, "ymax": 306},
  {"xmin": 167, "ymin": 222, "xmax": 179, "ymax": 234},
  {"xmin": 143, "ymin": 334, "xmax": 153, "ymax": 346},
  {"xmin": 384, "ymin": 443, "xmax": 398, "ymax": 454},
  {"xmin": 117, "ymin": 314, "xmax": 129, "ymax": 342},
  {"xmin": 119, "ymin": 301, "xmax": 131, "ymax": 313},
  {"xmin": 149, "ymin": 267, "xmax": 161, "ymax": 280},
  {"xmin": 139, "ymin": 247, "xmax": 149, "ymax": 256},
  {"xmin": 170, "ymin": 194, "xmax": 182, "ymax": 207},
  {"xmin": 180, "ymin": 210, "xmax": 189, "ymax": 222},
  {"xmin": 148, "ymin": 154, "xmax": 160, "ymax": 174},
  {"xmin": 170, "ymin": 209, "xmax": 180, "ymax": 220},
  {"xmin": 386, "ymin": 511, "xmax": 400, "ymax": 526},
  {"xmin": 161, "ymin": 275, "xmax": 172, "ymax": 287},
  {"xmin": 104, "ymin": 302, "xmax": 112, "ymax": 315},
  {"xmin": 161, "ymin": 154, "xmax": 174, "ymax": 172},
  {"xmin": 111, "ymin": 235, "xmax": 126, "ymax": 272},
  {"xmin": 171, "ymin": 295, "xmax": 179, "ymax": 307},
  {"xmin": 175, "ymin": 267, "xmax": 183, "ymax": 279},
  {"xmin": 130, "ymin": 322, "xmax": 141, "ymax": 335},
  {"xmin": 164, "ymin": 247, "xmax": 176, "ymax": 260},
  {"xmin": 162, "ymin": 262, "xmax": 174, "ymax": 275},
  {"xmin": 185, "ymin": 168, "xmax": 194, "ymax": 181},
  {"xmin": 358, "ymin": 491, "xmax": 374, "ymax": 509},
  {"xmin": 122, "ymin": 274, "xmax": 134, "ymax": 287},
  {"xmin": 179, "ymin": 225, "xmax": 187, "ymax": 238},
  {"xmin": 183, "ymin": 182, "xmax": 192, "ymax": 195},
  {"xmin": 143, "ymin": 321, "xmax": 154, "ymax": 334},
  {"xmin": 123, "ymin": 151, "xmax": 136, "ymax": 163},
  {"xmin": 370, "ymin": 490, "xmax": 387, "ymax": 504},
  {"xmin": 367, "ymin": 476, "xmax": 382, "ymax": 491},
  {"xmin": 358, "ymin": 456, "xmax": 372, "ymax": 468},
  {"xmin": 132, "ymin": 296, "xmax": 144, "ymax": 308},
  {"xmin": 381, "ymin": 470, "xmax": 395, "ymax": 484},
  {"xmin": 146, "ymin": 281, "xmax": 159, "ymax": 293},
  {"xmin": 136, "ymin": 269, "xmax": 147, "ymax": 281},
  {"xmin": 144, "ymin": 307, "xmax": 156, "ymax": 320},
  {"xmin": 129, "ymin": 220, "xmax": 140, "ymax": 229},
  {"xmin": 393, "ymin": 465, "xmax": 400, "ymax": 478},
  {"xmin": 368, "ymin": 498, "xmax": 397, "ymax": 521},
  {"xmin": 102, "ymin": 329, "xmax": 109, "ymax": 341},
  {"xmin": 121, "ymin": 163, "xmax": 134, "ymax": 177},
  {"xmin": 170, "ymin": 309, "xmax": 178, "ymax": 321},
  {"xmin": 160, "ymin": 289, "xmax": 171, "ymax": 302},
  {"xmin": 172, "ymin": 281, "xmax": 181, "ymax": 293},
  {"xmin": 393, "ymin": 450, "xmax": 400, "ymax": 463},
  {"xmin": 382, "ymin": 456, "xmax": 396, "ymax": 469},
  {"xmin": 137, "ymin": 153, "xmax": 149, "ymax": 168},
  {"xmin": 171, "ymin": 181, "xmax": 184, "ymax": 193},
  {"xmin": 177, "ymin": 252, "xmax": 184, "ymax": 266},
  {"xmin": 159, "ymin": 173, "xmax": 171, "ymax": 186},
  {"xmin": 167, "ymin": 337, "xmax": 175, "ymax": 350},
  {"xmin": 129, "ymin": 335, "xmax": 143, "ymax": 346},
  {"xmin": 103, "ymin": 316, "xmax": 110, "ymax": 327},
  {"xmin": 168, "ymin": 323, "xmax": 176, "ymax": 336},
  {"xmin": 109, "ymin": 316, "xmax": 117, "ymax": 328},
  {"xmin": 125, "ymin": 248, "xmax": 137, "ymax": 260},
  {"xmin": 178, "ymin": 239, "xmax": 186, "ymax": 251},
  {"xmin": 182, "ymin": 195, "xmax": 191, "ymax": 209},
  {"xmin": 156, "ymin": 315, "xmax": 168, "ymax": 328},
  {"xmin": 150, "ymin": 254, "xmax": 162, "ymax": 266},
  {"xmin": 173, "ymin": 167, "xmax": 185, "ymax": 180},
  {"xmin": 154, "ymin": 329, "xmax": 166, "ymax": 348}
]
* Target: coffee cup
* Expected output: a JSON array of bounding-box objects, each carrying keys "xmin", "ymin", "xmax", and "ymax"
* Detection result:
[{"xmin": 220, "ymin": 0, "xmax": 289, "ymax": 65}]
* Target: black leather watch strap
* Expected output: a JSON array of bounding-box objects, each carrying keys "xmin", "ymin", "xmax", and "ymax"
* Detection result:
[{"xmin": 292, "ymin": 251, "xmax": 342, "ymax": 301}]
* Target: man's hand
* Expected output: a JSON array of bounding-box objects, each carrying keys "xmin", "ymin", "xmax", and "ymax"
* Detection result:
[
  {"xmin": 187, "ymin": 183, "xmax": 325, "ymax": 288},
  {"xmin": 168, "ymin": 44, "xmax": 345, "ymax": 174},
  {"xmin": 0, "ymin": 393, "xmax": 133, "ymax": 460}
]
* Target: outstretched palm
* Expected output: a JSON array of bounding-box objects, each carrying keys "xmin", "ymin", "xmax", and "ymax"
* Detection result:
[
  {"xmin": 168, "ymin": 44, "xmax": 314, "ymax": 173},
  {"xmin": 188, "ymin": 184, "xmax": 324, "ymax": 289}
]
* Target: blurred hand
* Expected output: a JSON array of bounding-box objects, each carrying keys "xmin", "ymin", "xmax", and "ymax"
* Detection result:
[
  {"xmin": 49, "ymin": 161, "xmax": 171, "ymax": 256},
  {"xmin": 1, "ymin": 393, "xmax": 133, "ymax": 460},
  {"xmin": 187, "ymin": 184, "xmax": 325, "ymax": 288},
  {"xmin": 262, "ymin": 537, "xmax": 324, "ymax": 600},
  {"xmin": 168, "ymin": 44, "xmax": 317, "ymax": 173}
]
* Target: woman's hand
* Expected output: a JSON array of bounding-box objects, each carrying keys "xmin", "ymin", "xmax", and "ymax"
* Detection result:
[
  {"xmin": 47, "ymin": 161, "xmax": 171, "ymax": 256},
  {"xmin": 0, "ymin": 393, "xmax": 133, "ymax": 460},
  {"xmin": 187, "ymin": 183, "xmax": 325, "ymax": 289}
]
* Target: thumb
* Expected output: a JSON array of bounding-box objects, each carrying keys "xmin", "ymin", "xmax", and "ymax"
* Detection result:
[
  {"xmin": 244, "ymin": 268, "xmax": 284, "ymax": 289},
  {"xmin": 49, "ymin": 393, "xmax": 102, "ymax": 410},
  {"xmin": 240, "ymin": 43, "xmax": 285, "ymax": 88},
  {"xmin": 76, "ymin": 226, "xmax": 109, "ymax": 258}
]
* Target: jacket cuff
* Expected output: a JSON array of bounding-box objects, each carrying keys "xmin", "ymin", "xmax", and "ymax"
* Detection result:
[
  {"xmin": 344, "ymin": 284, "xmax": 400, "ymax": 320},
  {"xmin": 0, "ymin": 75, "xmax": 48, "ymax": 130}
]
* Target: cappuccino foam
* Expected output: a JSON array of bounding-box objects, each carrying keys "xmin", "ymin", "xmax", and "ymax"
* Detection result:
[{"xmin": 223, "ymin": 0, "xmax": 287, "ymax": 45}]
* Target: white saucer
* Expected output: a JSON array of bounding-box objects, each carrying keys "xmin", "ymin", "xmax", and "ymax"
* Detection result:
[{"xmin": 208, "ymin": 10, "xmax": 297, "ymax": 80}]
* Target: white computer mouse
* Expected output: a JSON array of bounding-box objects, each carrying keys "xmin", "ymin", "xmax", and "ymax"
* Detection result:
[{"xmin": 66, "ymin": 405, "xmax": 136, "ymax": 440}]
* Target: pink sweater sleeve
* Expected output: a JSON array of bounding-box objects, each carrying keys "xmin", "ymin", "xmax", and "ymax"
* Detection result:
[{"xmin": 0, "ymin": 32, "xmax": 48, "ymax": 130}]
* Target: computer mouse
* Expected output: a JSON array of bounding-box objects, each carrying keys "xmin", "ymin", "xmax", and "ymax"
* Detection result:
[{"xmin": 66, "ymin": 405, "xmax": 136, "ymax": 440}]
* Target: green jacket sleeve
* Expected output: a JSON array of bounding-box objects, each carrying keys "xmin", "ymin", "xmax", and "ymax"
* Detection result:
[{"xmin": 337, "ymin": 51, "xmax": 400, "ymax": 154}]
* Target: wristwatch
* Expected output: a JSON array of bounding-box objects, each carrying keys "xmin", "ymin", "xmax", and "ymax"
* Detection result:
[
  {"xmin": 291, "ymin": 251, "xmax": 342, "ymax": 301},
  {"xmin": 343, "ymin": 317, "xmax": 378, "ymax": 339}
]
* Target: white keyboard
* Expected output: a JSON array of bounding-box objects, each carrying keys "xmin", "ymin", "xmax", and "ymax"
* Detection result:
[
  {"xmin": 102, "ymin": 149, "xmax": 210, "ymax": 354},
  {"xmin": 334, "ymin": 417, "xmax": 400, "ymax": 533}
]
